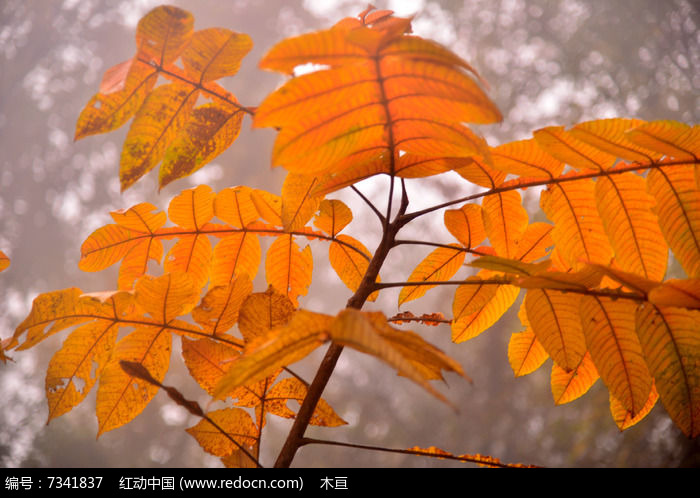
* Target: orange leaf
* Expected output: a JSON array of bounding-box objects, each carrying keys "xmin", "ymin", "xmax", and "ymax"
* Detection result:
[
  {"xmin": 508, "ymin": 328, "xmax": 548, "ymax": 377},
  {"xmin": 182, "ymin": 27, "xmax": 252, "ymax": 82},
  {"xmin": 399, "ymin": 244, "xmax": 465, "ymax": 306},
  {"xmin": 0, "ymin": 250, "xmax": 9, "ymax": 273},
  {"xmin": 481, "ymin": 190, "xmax": 528, "ymax": 258},
  {"xmin": 328, "ymin": 234, "xmax": 377, "ymax": 300},
  {"xmin": 490, "ymin": 138, "xmax": 564, "ymax": 178},
  {"xmin": 626, "ymin": 121, "xmax": 697, "ymax": 160},
  {"xmin": 265, "ymin": 235, "xmax": 313, "ymax": 306},
  {"xmin": 444, "ymin": 204, "xmax": 486, "ymax": 249},
  {"xmin": 646, "ymin": 165, "xmax": 700, "ymax": 278},
  {"xmin": 135, "ymin": 5, "xmax": 194, "ymax": 66},
  {"xmin": 580, "ymin": 296, "xmax": 652, "ymax": 416},
  {"xmin": 182, "ymin": 336, "xmax": 241, "ymax": 397},
  {"xmin": 525, "ymin": 288, "xmax": 586, "ymax": 371},
  {"xmin": 237, "ymin": 286, "xmax": 295, "ymax": 343},
  {"xmin": 595, "ymin": 172, "xmax": 667, "ymax": 281},
  {"xmin": 120, "ymin": 83, "xmax": 199, "ymax": 191},
  {"xmin": 96, "ymin": 325, "xmax": 172, "ymax": 435},
  {"xmin": 451, "ymin": 279, "xmax": 519, "ymax": 343},
  {"xmin": 215, "ymin": 186, "xmax": 261, "ymax": 228},
  {"xmin": 540, "ymin": 175, "xmax": 613, "ymax": 270},
  {"xmin": 610, "ymin": 383, "xmax": 658, "ymax": 431},
  {"xmin": 635, "ymin": 304, "xmax": 700, "ymax": 437},
  {"xmin": 134, "ymin": 272, "xmax": 199, "ymax": 323},
  {"xmin": 648, "ymin": 279, "xmax": 700, "ymax": 309},
  {"xmin": 534, "ymin": 126, "xmax": 616, "ymax": 171},
  {"xmin": 261, "ymin": 378, "xmax": 347, "ymax": 427},
  {"xmin": 191, "ymin": 276, "xmax": 253, "ymax": 336},
  {"xmin": 186, "ymin": 408, "xmax": 257, "ymax": 456},
  {"xmin": 210, "ymin": 232, "xmax": 261, "ymax": 287},
  {"xmin": 75, "ymin": 59, "xmax": 157, "ymax": 140},
  {"xmin": 314, "ymin": 199, "xmax": 353, "ymax": 237},
  {"xmin": 550, "ymin": 352, "xmax": 599, "ymax": 405},
  {"xmin": 281, "ymin": 173, "xmax": 322, "ymax": 231},
  {"xmin": 160, "ymin": 102, "xmax": 245, "ymax": 188},
  {"xmin": 569, "ymin": 118, "xmax": 656, "ymax": 163}
]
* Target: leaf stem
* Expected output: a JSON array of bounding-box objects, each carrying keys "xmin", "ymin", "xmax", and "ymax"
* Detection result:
[{"xmin": 352, "ymin": 185, "xmax": 385, "ymax": 223}]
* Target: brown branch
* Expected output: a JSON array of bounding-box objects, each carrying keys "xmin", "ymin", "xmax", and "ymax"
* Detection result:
[
  {"xmin": 352, "ymin": 185, "xmax": 385, "ymax": 223},
  {"xmin": 299, "ymin": 437, "xmax": 538, "ymax": 468}
]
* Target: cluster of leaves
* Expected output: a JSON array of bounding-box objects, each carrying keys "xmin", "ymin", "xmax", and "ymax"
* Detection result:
[{"xmin": 1, "ymin": 4, "xmax": 699, "ymax": 467}]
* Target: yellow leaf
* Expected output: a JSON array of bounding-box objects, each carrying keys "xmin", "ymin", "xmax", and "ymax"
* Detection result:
[
  {"xmin": 451, "ymin": 282, "xmax": 519, "ymax": 343},
  {"xmin": 135, "ymin": 5, "xmax": 194, "ymax": 66},
  {"xmin": 250, "ymin": 189, "xmax": 282, "ymax": 226},
  {"xmin": 160, "ymin": 102, "xmax": 245, "ymax": 188},
  {"xmin": 525, "ymin": 289, "xmax": 586, "ymax": 371},
  {"xmin": 265, "ymin": 235, "xmax": 313, "ymax": 306},
  {"xmin": 648, "ymin": 279, "xmax": 700, "ymax": 309},
  {"xmin": 399, "ymin": 244, "xmax": 465, "ymax": 306},
  {"xmin": 626, "ymin": 121, "xmax": 695, "ymax": 160},
  {"xmin": 182, "ymin": 28, "xmax": 252, "ymax": 82},
  {"xmin": 444, "ymin": 204, "xmax": 486, "ymax": 249},
  {"xmin": 281, "ymin": 173, "xmax": 322, "ymax": 231},
  {"xmin": 120, "ymin": 83, "xmax": 199, "ymax": 191},
  {"xmin": 540, "ymin": 174, "xmax": 613, "ymax": 270},
  {"xmin": 237, "ymin": 286, "xmax": 295, "ymax": 343},
  {"xmin": 210, "ymin": 232, "xmax": 261, "ymax": 287},
  {"xmin": 481, "ymin": 190, "xmax": 528, "ymax": 258},
  {"xmin": 515, "ymin": 222, "xmax": 554, "ymax": 263},
  {"xmin": 580, "ymin": 296, "xmax": 652, "ymax": 416},
  {"xmin": 452, "ymin": 273, "xmax": 500, "ymax": 322},
  {"xmin": 405, "ymin": 446, "xmax": 536, "ymax": 468},
  {"xmin": 215, "ymin": 186, "xmax": 260, "ymax": 229},
  {"xmin": 75, "ymin": 59, "xmax": 158, "ymax": 140},
  {"xmin": 569, "ymin": 118, "xmax": 655, "ymax": 163},
  {"xmin": 329, "ymin": 309, "xmax": 449, "ymax": 403},
  {"xmin": 213, "ymin": 310, "xmax": 331, "ymax": 399},
  {"xmin": 328, "ymin": 234, "xmax": 377, "ymax": 300},
  {"xmin": 534, "ymin": 126, "xmax": 617, "ymax": 170},
  {"xmin": 262, "ymin": 378, "xmax": 347, "ymax": 427},
  {"xmin": 134, "ymin": 272, "xmax": 199, "ymax": 323},
  {"xmin": 186, "ymin": 408, "xmax": 257, "ymax": 456},
  {"xmin": 490, "ymin": 138, "xmax": 564, "ymax": 178},
  {"xmin": 635, "ymin": 304, "xmax": 700, "ymax": 437},
  {"xmin": 96, "ymin": 326, "xmax": 172, "ymax": 435},
  {"xmin": 181, "ymin": 336, "xmax": 241, "ymax": 398},
  {"xmin": 191, "ymin": 276, "xmax": 253, "ymax": 335},
  {"xmin": 550, "ymin": 352, "xmax": 599, "ymax": 405},
  {"xmin": 610, "ymin": 383, "xmax": 658, "ymax": 431},
  {"xmin": 595, "ymin": 172, "xmax": 667, "ymax": 281},
  {"xmin": 469, "ymin": 255, "xmax": 550, "ymax": 276},
  {"xmin": 45, "ymin": 321, "xmax": 119, "ymax": 422},
  {"xmin": 508, "ymin": 328, "xmax": 548, "ymax": 377},
  {"xmin": 314, "ymin": 199, "xmax": 353, "ymax": 237},
  {"xmin": 646, "ymin": 165, "xmax": 700, "ymax": 278}
]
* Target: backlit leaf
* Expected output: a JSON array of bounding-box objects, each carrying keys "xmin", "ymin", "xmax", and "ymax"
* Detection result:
[
  {"xmin": 452, "ymin": 280, "xmax": 519, "ymax": 343},
  {"xmin": 314, "ymin": 199, "xmax": 353, "ymax": 237},
  {"xmin": 215, "ymin": 186, "xmax": 260, "ymax": 228},
  {"xmin": 96, "ymin": 325, "xmax": 172, "ymax": 435},
  {"xmin": 265, "ymin": 235, "xmax": 313, "ymax": 306},
  {"xmin": 551, "ymin": 352, "xmax": 599, "ymax": 405},
  {"xmin": 648, "ymin": 279, "xmax": 700, "ymax": 309},
  {"xmin": 186, "ymin": 408, "xmax": 257, "ymax": 456},
  {"xmin": 580, "ymin": 296, "xmax": 652, "ymax": 416},
  {"xmin": 328, "ymin": 234, "xmax": 376, "ymax": 300},
  {"xmin": 508, "ymin": 329, "xmax": 548, "ymax": 377},
  {"xmin": 182, "ymin": 28, "xmax": 252, "ymax": 82},
  {"xmin": 595, "ymin": 172, "xmax": 667, "ymax": 281},
  {"xmin": 281, "ymin": 173, "xmax": 322, "ymax": 231},
  {"xmin": 626, "ymin": 121, "xmax": 695, "ymax": 160},
  {"xmin": 160, "ymin": 102, "xmax": 245, "ymax": 188},
  {"xmin": 0, "ymin": 250, "xmax": 8, "ymax": 273},
  {"xmin": 75, "ymin": 59, "xmax": 158, "ymax": 140},
  {"xmin": 237, "ymin": 286, "xmax": 295, "ymax": 343},
  {"xmin": 525, "ymin": 289, "xmax": 586, "ymax": 371},
  {"xmin": 135, "ymin": 5, "xmax": 194, "ymax": 66},
  {"xmin": 444, "ymin": 204, "xmax": 486, "ymax": 249},
  {"xmin": 569, "ymin": 118, "xmax": 656, "ymax": 163},
  {"xmin": 213, "ymin": 310, "xmax": 331, "ymax": 398},
  {"xmin": 120, "ymin": 83, "xmax": 199, "ymax": 191},
  {"xmin": 210, "ymin": 232, "xmax": 261, "ymax": 287},
  {"xmin": 399, "ymin": 244, "xmax": 465, "ymax": 306},
  {"xmin": 182, "ymin": 337, "xmax": 241, "ymax": 397},
  {"xmin": 262, "ymin": 378, "xmax": 347, "ymax": 427},
  {"xmin": 635, "ymin": 304, "xmax": 700, "ymax": 437},
  {"xmin": 646, "ymin": 165, "xmax": 700, "ymax": 278},
  {"xmin": 191, "ymin": 276, "xmax": 253, "ymax": 335},
  {"xmin": 534, "ymin": 126, "xmax": 616, "ymax": 171},
  {"xmin": 481, "ymin": 190, "xmax": 528, "ymax": 258},
  {"xmin": 610, "ymin": 383, "xmax": 658, "ymax": 431},
  {"xmin": 540, "ymin": 174, "xmax": 613, "ymax": 270},
  {"xmin": 490, "ymin": 138, "xmax": 564, "ymax": 178}
]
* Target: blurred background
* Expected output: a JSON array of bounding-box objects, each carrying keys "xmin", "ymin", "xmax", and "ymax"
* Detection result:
[{"xmin": 1, "ymin": 0, "xmax": 698, "ymax": 468}]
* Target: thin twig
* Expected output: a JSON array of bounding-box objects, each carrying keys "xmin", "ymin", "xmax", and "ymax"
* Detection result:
[{"xmin": 352, "ymin": 185, "xmax": 385, "ymax": 223}]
